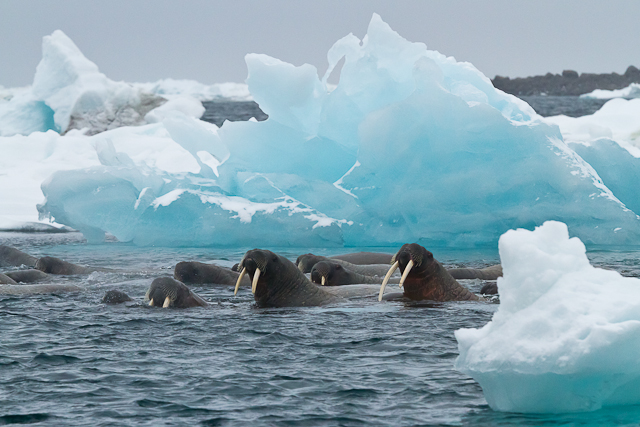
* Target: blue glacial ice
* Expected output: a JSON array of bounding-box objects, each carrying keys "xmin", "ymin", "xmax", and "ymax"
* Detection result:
[
  {"xmin": 26, "ymin": 15, "xmax": 640, "ymax": 246},
  {"xmin": 455, "ymin": 221, "xmax": 640, "ymax": 413}
]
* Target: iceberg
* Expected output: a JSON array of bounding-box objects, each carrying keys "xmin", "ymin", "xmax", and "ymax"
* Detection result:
[
  {"xmin": 545, "ymin": 98, "xmax": 640, "ymax": 149},
  {"xmin": 455, "ymin": 221, "xmax": 640, "ymax": 413},
  {"xmin": 33, "ymin": 15, "xmax": 640, "ymax": 246},
  {"xmin": 580, "ymin": 83, "xmax": 640, "ymax": 99},
  {"xmin": 0, "ymin": 30, "xmax": 203, "ymax": 137}
]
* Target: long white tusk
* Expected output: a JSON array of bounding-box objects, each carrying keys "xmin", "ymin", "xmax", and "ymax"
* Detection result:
[
  {"xmin": 321, "ymin": 276, "xmax": 326, "ymax": 286},
  {"xmin": 149, "ymin": 299, "xmax": 154, "ymax": 306},
  {"xmin": 378, "ymin": 261, "xmax": 399, "ymax": 301},
  {"xmin": 163, "ymin": 296, "xmax": 171, "ymax": 308},
  {"xmin": 234, "ymin": 267, "xmax": 246, "ymax": 296},
  {"xmin": 399, "ymin": 259, "xmax": 414, "ymax": 288},
  {"xmin": 251, "ymin": 268, "xmax": 261, "ymax": 294}
]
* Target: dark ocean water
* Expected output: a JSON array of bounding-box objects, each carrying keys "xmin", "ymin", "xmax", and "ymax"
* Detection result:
[
  {"xmin": 2, "ymin": 232, "xmax": 640, "ymax": 426},
  {"xmin": 3, "ymin": 98, "xmax": 639, "ymax": 426}
]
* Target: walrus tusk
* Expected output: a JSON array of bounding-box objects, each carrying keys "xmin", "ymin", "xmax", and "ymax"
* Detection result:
[
  {"xmin": 321, "ymin": 276, "xmax": 326, "ymax": 286},
  {"xmin": 163, "ymin": 296, "xmax": 171, "ymax": 308},
  {"xmin": 378, "ymin": 261, "xmax": 399, "ymax": 301},
  {"xmin": 251, "ymin": 268, "xmax": 261, "ymax": 294},
  {"xmin": 149, "ymin": 299, "xmax": 154, "ymax": 306},
  {"xmin": 399, "ymin": 259, "xmax": 414, "ymax": 288},
  {"xmin": 234, "ymin": 267, "xmax": 246, "ymax": 296}
]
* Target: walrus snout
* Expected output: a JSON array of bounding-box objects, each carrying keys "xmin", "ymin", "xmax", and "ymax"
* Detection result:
[
  {"xmin": 379, "ymin": 243, "xmax": 434, "ymax": 301},
  {"xmin": 310, "ymin": 261, "xmax": 343, "ymax": 286},
  {"xmin": 235, "ymin": 249, "xmax": 279, "ymax": 295}
]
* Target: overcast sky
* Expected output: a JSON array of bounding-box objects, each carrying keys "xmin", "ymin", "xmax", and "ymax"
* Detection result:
[{"xmin": 1, "ymin": 0, "xmax": 639, "ymax": 88}]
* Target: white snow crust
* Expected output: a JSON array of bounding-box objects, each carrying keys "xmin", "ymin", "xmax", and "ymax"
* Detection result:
[{"xmin": 580, "ymin": 83, "xmax": 640, "ymax": 99}]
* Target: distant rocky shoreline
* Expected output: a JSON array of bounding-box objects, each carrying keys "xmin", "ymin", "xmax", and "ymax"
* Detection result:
[{"xmin": 492, "ymin": 66, "xmax": 640, "ymax": 96}]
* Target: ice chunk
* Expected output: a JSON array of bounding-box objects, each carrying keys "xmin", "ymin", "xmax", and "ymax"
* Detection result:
[
  {"xmin": 580, "ymin": 83, "xmax": 640, "ymax": 99},
  {"xmin": 456, "ymin": 221, "xmax": 640, "ymax": 413},
  {"xmin": 545, "ymin": 98, "xmax": 640, "ymax": 148},
  {"xmin": 0, "ymin": 30, "xmax": 206, "ymax": 137},
  {"xmin": 133, "ymin": 79, "xmax": 251, "ymax": 101}
]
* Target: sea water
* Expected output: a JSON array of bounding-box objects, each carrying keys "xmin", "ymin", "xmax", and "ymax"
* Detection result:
[{"xmin": 2, "ymin": 231, "xmax": 640, "ymax": 426}]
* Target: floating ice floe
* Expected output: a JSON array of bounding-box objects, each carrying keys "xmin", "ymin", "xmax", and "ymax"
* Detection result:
[
  {"xmin": 0, "ymin": 30, "xmax": 203, "ymax": 137},
  {"xmin": 456, "ymin": 221, "xmax": 640, "ymax": 413},
  {"xmin": 545, "ymin": 98, "xmax": 640, "ymax": 149},
  {"xmin": 6, "ymin": 15, "xmax": 640, "ymax": 246},
  {"xmin": 580, "ymin": 83, "xmax": 640, "ymax": 99},
  {"xmin": 133, "ymin": 79, "xmax": 252, "ymax": 102}
]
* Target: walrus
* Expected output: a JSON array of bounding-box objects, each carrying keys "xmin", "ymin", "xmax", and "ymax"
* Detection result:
[
  {"xmin": 327, "ymin": 252, "xmax": 393, "ymax": 265},
  {"xmin": 174, "ymin": 261, "xmax": 250, "ymax": 287},
  {"xmin": 4, "ymin": 269, "xmax": 49, "ymax": 283},
  {"xmin": 311, "ymin": 261, "xmax": 401, "ymax": 286},
  {"xmin": 102, "ymin": 289, "xmax": 133, "ymax": 304},
  {"xmin": 378, "ymin": 243, "xmax": 482, "ymax": 302},
  {"xmin": 480, "ymin": 282, "xmax": 499, "ymax": 295},
  {"xmin": 34, "ymin": 256, "xmax": 109, "ymax": 275},
  {"xmin": 296, "ymin": 254, "xmax": 394, "ymax": 276},
  {"xmin": 448, "ymin": 265, "xmax": 503, "ymax": 280},
  {"xmin": 0, "ymin": 245, "xmax": 38, "ymax": 268},
  {"xmin": 0, "ymin": 284, "xmax": 83, "ymax": 295},
  {"xmin": 235, "ymin": 249, "xmax": 343, "ymax": 307},
  {"xmin": 0, "ymin": 273, "xmax": 18, "ymax": 285},
  {"xmin": 145, "ymin": 277, "xmax": 208, "ymax": 308}
]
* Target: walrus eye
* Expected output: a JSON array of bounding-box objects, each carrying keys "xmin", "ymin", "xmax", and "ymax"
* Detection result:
[{"xmin": 336, "ymin": 265, "xmax": 342, "ymax": 270}]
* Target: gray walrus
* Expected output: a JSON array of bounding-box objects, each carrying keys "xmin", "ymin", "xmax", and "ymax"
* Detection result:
[
  {"xmin": 35, "ymin": 256, "xmax": 111, "ymax": 275},
  {"xmin": 4, "ymin": 269, "xmax": 49, "ymax": 283},
  {"xmin": 311, "ymin": 261, "xmax": 401, "ymax": 286},
  {"xmin": 378, "ymin": 243, "xmax": 483, "ymax": 302},
  {"xmin": 311, "ymin": 260, "xmax": 502, "ymax": 287},
  {"xmin": 0, "ymin": 273, "xmax": 18, "ymax": 285},
  {"xmin": 174, "ymin": 261, "xmax": 250, "ymax": 287},
  {"xmin": 0, "ymin": 245, "xmax": 38, "ymax": 268},
  {"xmin": 102, "ymin": 290, "xmax": 134, "ymax": 304},
  {"xmin": 145, "ymin": 277, "xmax": 207, "ymax": 308},
  {"xmin": 236, "ymin": 249, "xmax": 343, "ymax": 307},
  {"xmin": 296, "ymin": 254, "xmax": 394, "ymax": 276},
  {"xmin": 0, "ymin": 284, "xmax": 83, "ymax": 295}
]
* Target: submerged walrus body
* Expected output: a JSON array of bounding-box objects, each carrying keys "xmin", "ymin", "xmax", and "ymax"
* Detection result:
[
  {"xmin": 379, "ymin": 244, "xmax": 482, "ymax": 302},
  {"xmin": 296, "ymin": 252, "xmax": 394, "ymax": 274},
  {"xmin": 0, "ymin": 245, "xmax": 38, "ymax": 268},
  {"xmin": 174, "ymin": 261, "xmax": 249, "ymax": 287},
  {"xmin": 5, "ymin": 269, "xmax": 49, "ymax": 283},
  {"xmin": 35, "ymin": 256, "xmax": 110, "ymax": 275}
]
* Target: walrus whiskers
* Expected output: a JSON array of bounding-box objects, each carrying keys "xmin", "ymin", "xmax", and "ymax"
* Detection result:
[
  {"xmin": 234, "ymin": 267, "xmax": 247, "ymax": 295},
  {"xmin": 378, "ymin": 260, "xmax": 399, "ymax": 301},
  {"xmin": 251, "ymin": 268, "xmax": 261, "ymax": 294}
]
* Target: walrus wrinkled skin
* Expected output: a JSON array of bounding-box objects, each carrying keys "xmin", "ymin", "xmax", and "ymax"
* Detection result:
[
  {"xmin": 35, "ymin": 256, "xmax": 104, "ymax": 275},
  {"xmin": 237, "ymin": 249, "xmax": 342, "ymax": 307},
  {"xmin": 102, "ymin": 290, "xmax": 133, "ymax": 304},
  {"xmin": 174, "ymin": 261, "xmax": 249, "ymax": 287},
  {"xmin": 311, "ymin": 261, "xmax": 401, "ymax": 286},
  {"xmin": 5, "ymin": 269, "xmax": 49, "ymax": 283},
  {"xmin": 379, "ymin": 244, "xmax": 482, "ymax": 302},
  {"xmin": 296, "ymin": 254, "xmax": 393, "ymax": 276},
  {"xmin": 0, "ymin": 245, "xmax": 38, "ymax": 268},
  {"xmin": 145, "ymin": 277, "xmax": 207, "ymax": 308}
]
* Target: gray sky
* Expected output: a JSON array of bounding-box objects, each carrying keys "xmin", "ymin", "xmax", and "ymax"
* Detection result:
[{"xmin": 1, "ymin": 0, "xmax": 639, "ymax": 88}]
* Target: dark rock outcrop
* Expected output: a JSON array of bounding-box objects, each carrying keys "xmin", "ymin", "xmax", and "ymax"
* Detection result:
[{"xmin": 493, "ymin": 66, "xmax": 640, "ymax": 96}]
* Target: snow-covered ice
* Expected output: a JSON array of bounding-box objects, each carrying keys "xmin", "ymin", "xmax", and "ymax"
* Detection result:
[
  {"xmin": 455, "ymin": 221, "xmax": 640, "ymax": 413},
  {"xmin": 133, "ymin": 79, "xmax": 252, "ymax": 102},
  {"xmin": 580, "ymin": 83, "xmax": 640, "ymax": 99}
]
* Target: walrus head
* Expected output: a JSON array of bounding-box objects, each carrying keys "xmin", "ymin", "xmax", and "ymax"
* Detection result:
[
  {"xmin": 235, "ymin": 249, "xmax": 306, "ymax": 305},
  {"xmin": 145, "ymin": 277, "xmax": 207, "ymax": 308},
  {"xmin": 310, "ymin": 261, "xmax": 348, "ymax": 286},
  {"xmin": 296, "ymin": 253, "xmax": 326, "ymax": 273},
  {"xmin": 378, "ymin": 243, "xmax": 434, "ymax": 301}
]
